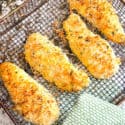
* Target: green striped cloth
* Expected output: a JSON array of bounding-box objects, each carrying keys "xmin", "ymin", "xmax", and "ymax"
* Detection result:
[{"xmin": 62, "ymin": 94, "xmax": 125, "ymax": 125}]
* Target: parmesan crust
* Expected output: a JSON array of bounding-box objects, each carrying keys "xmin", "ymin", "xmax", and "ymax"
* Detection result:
[
  {"xmin": 0, "ymin": 62, "xmax": 60, "ymax": 125},
  {"xmin": 63, "ymin": 13, "xmax": 120, "ymax": 79},
  {"xmin": 68, "ymin": 0, "xmax": 125, "ymax": 43},
  {"xmin": 24, "ymin": 33, "xmax": 90, "ymax": 91}
]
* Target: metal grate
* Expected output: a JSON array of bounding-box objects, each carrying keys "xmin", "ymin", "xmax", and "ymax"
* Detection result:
[
  {"xmin": 0, "ymin": 0, "xmax": 48, "ymax": 35},
  {"xmin": 0, "ymin": 0, "xmax": 125, "ymax": 124}
]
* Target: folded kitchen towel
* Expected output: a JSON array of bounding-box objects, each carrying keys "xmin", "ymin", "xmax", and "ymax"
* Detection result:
[{"xmin": 62, "ymin": 93, "xmax": 125, "ymax": 125}]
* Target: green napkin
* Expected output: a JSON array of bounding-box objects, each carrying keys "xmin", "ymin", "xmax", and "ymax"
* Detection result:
[{"xmin": 62, "ymin": 94, "xmax": 125, "ymax": 125}]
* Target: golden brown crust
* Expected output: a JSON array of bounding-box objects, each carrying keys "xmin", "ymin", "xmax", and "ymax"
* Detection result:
[
  {"xmin": 63, "ymin": 13, "xmax": 120, "ymax": 79},
  {"xmin": 68, "ymin": 0, "xmax": 125, "ymax": 43},
  {"xmin": 0, "ymin": 62, "xmax": 60, "ymax": 125},
  {"xmin": 24, "ymin": 33, "xmax": 90, "ymax": 91}
]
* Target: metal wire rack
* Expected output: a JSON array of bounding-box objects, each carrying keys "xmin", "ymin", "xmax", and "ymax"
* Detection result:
[
  {"xmin": 0, "ymin": 0, "xmax": 48, "ymax": 35},
  {"xmin": 0, "ymin": 0, "xmax": 125, "ymax": 125}
]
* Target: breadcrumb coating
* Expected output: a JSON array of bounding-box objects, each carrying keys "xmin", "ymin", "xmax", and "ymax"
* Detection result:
[
  {"xmin": 68, "ymin": 0, "xmax": 125, "ymax": 43},
  {"xmin": 24, "ymin": 33, "xmax": 90, "ymax": 91},
  {"xmin": 63, "ymin": 13, "xmax": 120, "ymax": 79},
  {"xmin": 0, "ymin": 62, "xmax": 60, "ymax": 125}
]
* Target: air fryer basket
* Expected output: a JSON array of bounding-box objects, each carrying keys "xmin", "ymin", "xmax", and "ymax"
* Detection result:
[{"xmin": 0, "ymin": 0, "xmax": 125, "ymax": 125}]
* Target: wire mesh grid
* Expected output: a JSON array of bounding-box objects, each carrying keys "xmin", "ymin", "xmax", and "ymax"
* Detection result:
[
  {"xmin": 0, "ymin": 0, "xmax": 125, "ymax": 125},
  {"xmin": 0, "ymin": 0, "xmax": 48, "ymax": 35}
]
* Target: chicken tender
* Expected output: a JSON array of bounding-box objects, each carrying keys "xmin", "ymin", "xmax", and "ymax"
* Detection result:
[
  {"xmin": 0, "ymin": 62, "xmax": 59, "ymax": 125},
  {"xmin": 68, "ymin": 0, "xmax": 125, "ymax": 43},
  {"xmin": 63, "ymin": 13, "xmax": 120, "ymax": 79},
  {"xmin": 24, "ymin": 33, "xmax": 90, "ymax": 91}
]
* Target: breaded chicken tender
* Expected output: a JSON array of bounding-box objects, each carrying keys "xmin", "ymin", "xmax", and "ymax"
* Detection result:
[
  {"xmin": 68, "ymin": 0, "xmax": 125, "ymax": 43},
  {"xmin": 0, "ymin": 62, "xmax": 59, "ymax": 125},
  {"xmin": 24, "ymin": 33, "xmax": 90, "ymax": 91},
  {"xmin": 63, "ymin": 13, "xmax": 120, "ymax": 79}
]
